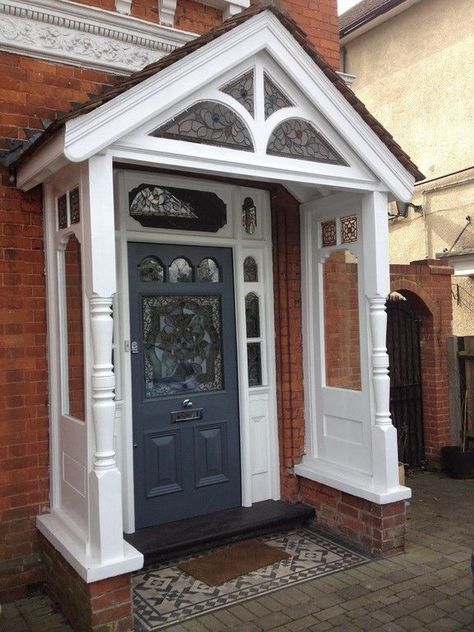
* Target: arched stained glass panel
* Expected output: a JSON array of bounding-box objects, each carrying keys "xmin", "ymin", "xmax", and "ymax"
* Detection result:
[
  {"xmin": 243, "ymin": 256, "xmax": 258, "ymax": 282},
  {"xmin": 139, "ymin": 256, "xmax": 164, "ymax": 282},
  {"xmin": 221, "ymin": 71, "xmax": 254, "ymax": 116},
  {"xmin": 245, "ymin": 292, "xmax": 260, "ymax": 338},
  {"xmin": 151, "ymin": 101, "xmax": 254, "ymax": 151},
  {"xmin": 169, "ymin": 257, "xmax": 192, "ymax": 283},
  {"xmin": 267, "ymin": 118, "xmax": 346, "ymax": 164},
  {"xmin": 197, "ymin": 258, "xmax": 220, "ymax": 283}
]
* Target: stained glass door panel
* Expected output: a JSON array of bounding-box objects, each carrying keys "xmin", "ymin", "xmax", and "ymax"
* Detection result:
[{"xmin": 129, "ymin": 243, "xmax": 241, "ymax": 528}]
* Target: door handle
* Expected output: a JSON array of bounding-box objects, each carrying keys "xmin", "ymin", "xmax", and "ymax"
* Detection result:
[{"xmin": 182, "ymin": 399, "xmax": 193, "ymax": 408}]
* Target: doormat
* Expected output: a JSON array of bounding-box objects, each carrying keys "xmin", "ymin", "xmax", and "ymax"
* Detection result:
[
  {"xmin": 133, "ymin": 527, "xmax": 369, "ymax": 630},
  {"xmin": 178, "ymin": 538, "xmax": 290, "ymax": 586}
]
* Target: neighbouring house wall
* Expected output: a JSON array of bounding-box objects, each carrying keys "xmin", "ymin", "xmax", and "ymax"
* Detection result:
[
  {"xmin": 343, "ymin": 0, "xmax": 474, "ymax": 181},
  {"xmin": 343, "ymin": 0, "xmax": 474, "ymax": 337}
]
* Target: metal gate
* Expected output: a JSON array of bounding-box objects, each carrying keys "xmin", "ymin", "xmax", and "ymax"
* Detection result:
[{"xmin": 386, "ymin": 295, "xmax": 425, "ymax": 466}]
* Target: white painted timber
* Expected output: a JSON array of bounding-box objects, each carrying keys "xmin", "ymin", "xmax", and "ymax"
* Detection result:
[
  {"xmin": 0, "ymin": 0, "xmax": 195, "ymax": 74},
  {"xmin": 296, "ymin": 191, "xmax": 411, "ymax": 503}
]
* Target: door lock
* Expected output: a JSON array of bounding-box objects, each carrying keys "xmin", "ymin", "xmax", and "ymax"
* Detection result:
[
  {"xmin": 131, "ymin": 341, "xmax": 139, "ymax": 354},
  {"xmin": 182, "ymin": 399, "xmax": 193, "ymax": 408}
]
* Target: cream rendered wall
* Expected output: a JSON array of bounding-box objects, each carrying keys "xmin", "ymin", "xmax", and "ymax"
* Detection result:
[{"xmin": 344, "ymin": 0, "xmax": 474, "ymax": 335}]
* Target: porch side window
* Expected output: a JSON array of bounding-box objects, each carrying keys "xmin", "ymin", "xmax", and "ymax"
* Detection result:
[
  {"xmin": 323, "ymin": 250, "xmax": 361, "ymax": 390},
  {"xmin": 63, "ymin": 234, "xmax": 85, "ymax": 419}
]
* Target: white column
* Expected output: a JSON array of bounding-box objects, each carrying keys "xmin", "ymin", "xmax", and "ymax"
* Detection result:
[
  {"xmin": 83, "ymin": 154, "xmax": 124, "ymax": 564},
  {"xmin": 362, "ymin": 191, "xmax": 400, "ymax": 492}
]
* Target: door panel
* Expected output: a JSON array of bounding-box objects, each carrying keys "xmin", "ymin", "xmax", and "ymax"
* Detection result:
[{"xmin": 129, "ymin": 243, "xmax": 241, "ymax": 528}]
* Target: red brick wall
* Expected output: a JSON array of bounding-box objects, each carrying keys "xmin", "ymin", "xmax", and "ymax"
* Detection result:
[
  {"xmin": 41, "ymin": 535, "xmax": 133, "ymax": 632},
  {"xmin": 271, "ymin": 186, "xmax": 305, "ymax": 502},
  {"xmin": 390, "ymin": 260, "xmax": 454, "ymax": 467}
]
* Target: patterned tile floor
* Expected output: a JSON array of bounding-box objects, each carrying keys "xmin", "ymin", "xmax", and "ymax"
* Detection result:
[
  {"xmin": 2, "ymin": 472, "xmax": 474, "ymax": 631},
  {"xmin": 133, "ymin": 528, "xmax": 369, "ymax": 630}
]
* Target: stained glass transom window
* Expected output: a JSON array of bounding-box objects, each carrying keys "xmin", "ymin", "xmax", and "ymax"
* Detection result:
[
  {"xmin": 341, "ymin": 215, "xmax": 358, "ymax": 243},
  {"xmin": 129, "ymin": 184, "xmax": 227, "ymax": 232},
  {"xmin": 69, "ymin": 188, "xmax": 80, "ymax": 224},
  {"xmin": 197, "ymin": 258, "xmax": 220, "ymax": 283},
  {"xmin": 57, "ymin": 194, "xmax": 67, "ymax": 230},
  {"xmin": 221, "ymin": 71, "xmax": 254, "ymax": 116},
  {"xmin": 264, "ymin": 74, "xmax": 292, "ymax": 119},
  {"xmin": 267, "ymin": 119, "xmax": 346, "ymax": 164},
  {"xmin": 139, "ymin": 256, "xmax": 164, "ymax": 282},
  {"xmin": 321, "ymin": 220, "xmax": 337, "ymax": 247},
  {"xmin": 243, "ymin": 256, "xmax": 258, "ymax": 282},
  {"xmin": 142, "ymin": 295, "xmax": 222, "ymax": 398},
  {"xmin": 245, "ymin": 292, "xmax": 260, "ymax": 338},
  {"xmin": 247, "ymin": 342, "xmax": 262, "ymax": 387},
  {"xmin": 169, "ymin": 257, "xmax": 192, "ymax": 283},
  {"xmin": 151, "ymin": 101, "xmax": 253, "ymax": 151}
]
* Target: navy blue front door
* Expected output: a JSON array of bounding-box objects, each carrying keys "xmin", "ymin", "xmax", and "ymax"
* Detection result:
[{"xmin": 129, "ymin": 243, "xmax": 241, "ymax": 528}]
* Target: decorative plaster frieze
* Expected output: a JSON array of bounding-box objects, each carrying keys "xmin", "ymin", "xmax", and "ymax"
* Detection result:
[{"xmin": 0, "ymin": 0, "xmax": 196, "ymax": 74}]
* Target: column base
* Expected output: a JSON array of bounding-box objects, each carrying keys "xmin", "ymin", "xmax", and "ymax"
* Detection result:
[{"xmin": 37, "ymin": 513, "xmax": 143, "ymax": 583}]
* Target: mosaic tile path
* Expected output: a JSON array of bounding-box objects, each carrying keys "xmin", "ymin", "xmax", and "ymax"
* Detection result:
[{"xmin": 132, "ymin": 527, "xmax": 369, "ymax": 630}]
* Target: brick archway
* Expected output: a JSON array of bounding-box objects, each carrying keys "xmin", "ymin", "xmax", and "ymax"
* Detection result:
[{"xmin": 390, "ymin": 260, "xmax": 454, "ymax": 467}]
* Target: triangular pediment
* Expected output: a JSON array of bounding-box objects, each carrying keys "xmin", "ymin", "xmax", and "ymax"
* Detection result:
[{"xmin": 24, "ymin": 9, "xmax": 417, "ymax": 200}]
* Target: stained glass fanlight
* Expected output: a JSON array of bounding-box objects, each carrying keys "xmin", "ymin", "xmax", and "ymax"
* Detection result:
[
  {"xmin": 267, "ymin": 118, "xmax": 346, "ymax": 164},
  {"xmin": 151, "ymin": 101, "xmax": 253, "ymax": 151}
]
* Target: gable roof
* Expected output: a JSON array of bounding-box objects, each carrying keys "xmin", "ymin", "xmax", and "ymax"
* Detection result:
[
  {"xmin": 339, "ymin": 0, "xmax": 411, "ymax": 39},
  {"xmin": 5, "ymin": 3, "xmax": 424, "ymax": 181}
]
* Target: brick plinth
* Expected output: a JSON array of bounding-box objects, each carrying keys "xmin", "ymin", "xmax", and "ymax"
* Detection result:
[
  {"xmin": 299, "ymin": 479, "xmax": 407, "ymax": 557},
  {"xmin": 40, "ymin": 535, "xmax": 133, "ymax": 632}
]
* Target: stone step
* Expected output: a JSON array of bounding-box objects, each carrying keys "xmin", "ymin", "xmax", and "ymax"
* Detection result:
[{"xmin": 124, "ymin": 500, "xmax": 315, "ymax": 566}]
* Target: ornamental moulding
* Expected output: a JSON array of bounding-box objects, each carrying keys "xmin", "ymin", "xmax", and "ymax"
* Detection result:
[{"xmin": 0, "ymin": 0, "xmax": 196, "ymax": 74}]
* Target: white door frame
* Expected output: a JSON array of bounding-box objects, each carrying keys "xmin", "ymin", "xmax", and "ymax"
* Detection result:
[{"xmin": 114, "ymin": 169, "xmax": 280, "ymax": 532}]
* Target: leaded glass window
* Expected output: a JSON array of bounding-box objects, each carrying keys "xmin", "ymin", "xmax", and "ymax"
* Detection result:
[
  {"xmin": 57, "ymin": 194, "xmax": 67, "ymax": 229},
  {"xmin": 169, "ymin": 257, "xmax": 192, "ymax": 283},
  {"xmin": 142, "ymin": 295, "xmax": 222, "ymax": 397},
  {"xmin": 129, "ymin": 184, "xmax": 227, "ymax": 232},
  {"xmin": 247, "ymin": 342, "xmax": 262, "ymax": 387},
  {"xmin": 151, "ymin": 101, "xmax": 253, "ymax": 151},
  {"xmin": 69, "ymin": 187, "xmax": 80, "ymax": 224},
  {"xmin": 321, "ymin": 220, "xmax": 337, "ymax": 247},
  {"xmin": 243, "ymin": 257, "xmax": 258, "ymax": 282},
  {"xmin": 197, "ymin": 258, "xmax": 220, "ymax": 283},
  {"xmin": 267, "ymin": 119, "xmax": 346, "ymax": 164},
  {"xmin": 245, "ymin": 292, "xmax": 260, "ymax": 338},
  {"xmin": 221, "ymin": 71, "xmax": 254, "ymax": 116},
  {"xmin": 264, "ymin": 74, "xmax": 292, "ymax": 119},
  {"xmin": 139, "ymin": 256, "xmax": 164, "ymax": 282},
  {"xmin": 242, "ymin": 197, "xmax": 257, "ymax": 235},
  {"xmin": 341, "ymin": 215, "xmax": 358, "ymax": 243}
]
